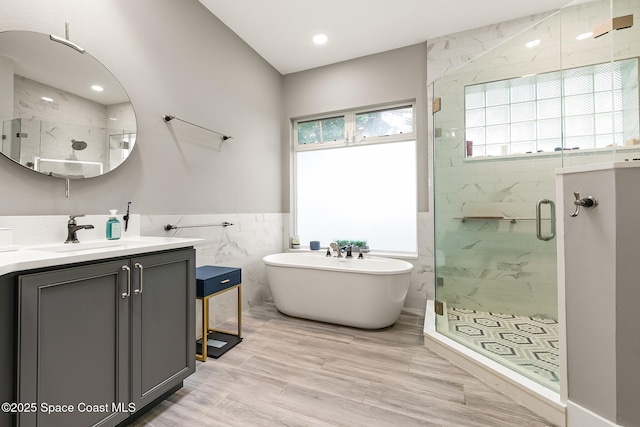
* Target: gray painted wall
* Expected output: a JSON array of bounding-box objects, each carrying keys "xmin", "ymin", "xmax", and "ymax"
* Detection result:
[
  {"xmin": 282, "ymin": 43, "xmax": 429, "ymax": 212},
  {"xmin": 562, "ymin": 165, "xmax": 640, "ymax": 426},
  {"xmin": 0, "ymin": 0, "xmax": 283, "ymax": 215}
]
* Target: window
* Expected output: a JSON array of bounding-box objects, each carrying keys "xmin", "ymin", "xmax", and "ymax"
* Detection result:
[
  {"xmin": 293, "ymin": 103, "xmax": 417, "ymax": 254},
  {"xmin": 464, "ymin": 58, "xmax": 639, "ymax": 158},
  {"xmin": 297, "ymin": 116, "xmax": 345, "ymax": 144}
]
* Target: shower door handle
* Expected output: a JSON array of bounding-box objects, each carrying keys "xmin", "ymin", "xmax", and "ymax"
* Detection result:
[{"xmin": 536, "ymin": 199, "xmax": 556, "ymax": 241}]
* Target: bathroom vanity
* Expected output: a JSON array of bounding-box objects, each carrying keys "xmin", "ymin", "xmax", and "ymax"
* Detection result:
[{"xmin": 0, "ymin": 236, "xmax": 200, "ymax": 427}]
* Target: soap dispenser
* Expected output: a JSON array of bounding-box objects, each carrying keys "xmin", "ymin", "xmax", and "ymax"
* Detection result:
[{"xmin": 106, "ymin": 210, "xmax": 121, "ymax": 240}]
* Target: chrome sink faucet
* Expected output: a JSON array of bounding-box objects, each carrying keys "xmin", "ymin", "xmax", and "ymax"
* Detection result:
[{"xmin": 65, "ymin": 214, "xmax": 95, "ymax": 243}]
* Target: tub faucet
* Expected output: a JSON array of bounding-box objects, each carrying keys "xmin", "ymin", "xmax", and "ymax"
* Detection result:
[
  {"xmin": 329, "ymin": 242, "xmax": 342, "ymax": 258},
  {"xmin": 343, "ymin": 245, "xmax": 353, "ymax": 258},
  {"xmin": 65, "ymin": 214, "xmax": 94, "ymax": 243}
]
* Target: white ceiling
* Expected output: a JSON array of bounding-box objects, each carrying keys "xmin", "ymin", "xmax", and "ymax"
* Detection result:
[{"xmin": 199, "ymin": 0, "xmax": 571, "ymax": 75}]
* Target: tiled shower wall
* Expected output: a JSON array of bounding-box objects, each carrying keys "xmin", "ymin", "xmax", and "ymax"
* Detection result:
[
  {"xmin": 426, "ymin": 1, "xmax": 640, "ymax": 318},
  {"xmin": 426, "ymin": 12, "xmax": 562, "ymax": 318}
]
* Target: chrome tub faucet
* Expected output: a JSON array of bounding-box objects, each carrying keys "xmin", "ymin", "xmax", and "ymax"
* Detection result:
[{"xmin": 329, "ymin": 242, "xmax": 342, "ymax": 257}]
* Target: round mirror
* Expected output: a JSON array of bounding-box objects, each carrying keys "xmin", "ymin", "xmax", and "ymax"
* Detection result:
[{"xmin": 0, "ymin": 31, "xmax": 136, "ymax": 179}]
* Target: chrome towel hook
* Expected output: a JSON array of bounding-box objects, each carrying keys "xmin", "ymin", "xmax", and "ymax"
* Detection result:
[{"xmin": 570, "ymin": 191, "xmax": 598, "ymax": 217}]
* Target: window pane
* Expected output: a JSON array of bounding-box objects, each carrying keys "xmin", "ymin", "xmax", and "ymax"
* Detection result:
[
  {"xmin": 511, "ymin": 102, "xmax": 535, "ymax": 122},
  {"xmin": 297, "ymin": 116, "xmax": 345, "ymax": 144},
  {"xmin": 356, "ymin": 106, "xmax": 413, "ymax": 139},
  {"xmin": 465, "ymin": 127, "xmax": 485, "ymax": 145},
  {"xmin": 296, "ymin": 141, "xmax": 417, "ymax": 252},
  {"xmin": 537, "ymin": 73, "xmax": 561, "ymax": 99},
  {"xmin": 537, "ymin": 98, "xmax": 561, "ymax": 119},
  {"xmin": 466, "ymin": 108, "xmax": 485, "ymax": 127},
  {"xmin": 297, "ymin": 121, "xmax": 320, "ymax": 144},
  {"xmin": 511, "ymin": 141, "xmax": 535, "ymax": 154},
  {"xmin": 486, "ymin": 124, "xmax": 509, "ymax": 143},
  {"xmin": 485, "ymin": 81, "xmax": 509, "ymax": 106},
  {"xmin": 594, "ymin": 63, "xmax": 613, "ymax": 91},
  {"xmin": 564, "ymin": 71, "xmax": 593, "ymax": 95},
  {"xmin": 465, "ymin": 87, "xmax": 485, "ymax": 109},
  {"xmin": 565, "ymin": 115, "xmax": 593, "ymax": 137},
  {"xmin": 510, "ymin": 78, "xmax": 535, "ymax": 102},
  {"xmin": 564, "ymin": 94, "xmax": 593, "ymax": 116},
  {"xmin": 594, "ymin": 91, "xmax": 613, "ymax": 113},
  {"xmin": 511, "ymin": 121, "xmax": 535, "ymax": 142},
  {"xmin": 462, "ymin": 59, "xmax": 637, "ymax": 157},
  {"xmin": 486, "ymin": 105, "xmax": 509, "ymax": 125},
  {"xmin": 538, "ymin": 118, "xmax": 561, "ymax": 140}
]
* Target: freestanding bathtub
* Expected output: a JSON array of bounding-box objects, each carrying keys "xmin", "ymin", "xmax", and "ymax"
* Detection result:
[{"xmin": 263, "ymin": 252, "xmax": 414, "ymax": 329}]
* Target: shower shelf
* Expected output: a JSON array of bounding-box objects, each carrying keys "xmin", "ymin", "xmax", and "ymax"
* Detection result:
[{"xmin": 455, "ymin": 216, "xmax": 538, "ymax": 223}]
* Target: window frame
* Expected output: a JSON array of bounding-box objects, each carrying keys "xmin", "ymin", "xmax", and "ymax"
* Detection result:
[
  {"xmin": 293, "ymin": 102, "xmax": 417, "ymax": 151},
  {"xmin": 292, "ymin": 102, "xmax": 418, "ymax": 255}
]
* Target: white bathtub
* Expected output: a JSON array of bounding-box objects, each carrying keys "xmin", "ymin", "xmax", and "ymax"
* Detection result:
[{"xmin": 263, "ymin": 252, "xmax": 414, "ymax": 329}]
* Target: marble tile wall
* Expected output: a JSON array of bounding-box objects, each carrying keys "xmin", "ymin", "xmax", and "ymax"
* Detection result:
[
  {"xmin": 426, "ymin": 12, "xmax": 564, "ymax": 318},
  {"xmin": 141, "ymin": 213, "xmax": 283, "ymax": 337},
  {"xmin": 426, "ymin": 0, "xmax": 640, "ymax": 318},
  {"xmin": 14, "ymin": 76, "xmax": 108, "ymax": 175},
  {"xmin": 11, "ymin": 76, "xmax": 135, "ymax": 175}
]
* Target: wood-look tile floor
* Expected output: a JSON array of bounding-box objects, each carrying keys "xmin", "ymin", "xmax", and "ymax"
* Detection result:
[{"xmin": 130, "ymin": 303, "xmax": 558, "ymax": 427}]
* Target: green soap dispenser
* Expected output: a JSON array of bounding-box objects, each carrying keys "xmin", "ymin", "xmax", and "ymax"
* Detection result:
[{"xmin": 106, "ymin": 210, "xmax": 121, "ymax": 240}]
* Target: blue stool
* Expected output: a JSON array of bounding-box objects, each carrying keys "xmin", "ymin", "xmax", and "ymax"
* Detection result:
[{"xmin": 195, "ymin": 266, "xmax": 242, "ymax": 360}]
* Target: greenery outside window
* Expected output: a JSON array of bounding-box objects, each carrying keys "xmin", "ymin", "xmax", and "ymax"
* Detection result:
[{"xmin": 297, "ymin": 116, "xmax": 345, "ymax": 144}]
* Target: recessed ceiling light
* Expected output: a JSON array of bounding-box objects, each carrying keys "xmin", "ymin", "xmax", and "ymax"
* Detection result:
[
  {"xmin": 41, "ymin": 96, "xmax": 54, "ymax": 102},
  {"xmin": 525, "ymin": 39, "xmax": 541, "ymax": 48},
  {"xmin": 109, "ymin": 117, "xmax": 118, "ymax": 121},
  {"xmin": 576, "ymin": 32, "xmax": 593, "ymax": 40},
  {"xmin": 91, "ymin": 85, "xmax": 104, "ymax": 92},
  {"xmin": 312, "ymin": 34, "xmax": 328, "ymax": 45}
]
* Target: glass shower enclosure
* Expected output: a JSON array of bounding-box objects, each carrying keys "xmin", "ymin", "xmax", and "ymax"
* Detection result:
[{"xmin": 432, "ymin": 0, "xmax": 640, "ymax": 391}]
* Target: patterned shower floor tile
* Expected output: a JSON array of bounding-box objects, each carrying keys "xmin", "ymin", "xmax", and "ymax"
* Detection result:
[{"xmin": 445, "ymin": 307, "xmax": 559, "ymax": 389}]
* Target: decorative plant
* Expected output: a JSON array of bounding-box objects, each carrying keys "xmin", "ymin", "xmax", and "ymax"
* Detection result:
[{"xmin": 335, "ymin": 239, "xmax": 368, "ymax": 248}]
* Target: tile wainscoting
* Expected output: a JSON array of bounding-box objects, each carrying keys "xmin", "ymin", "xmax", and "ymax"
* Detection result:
[
  {"xmin": 142, "ymin": 213, "xmax": 284, "ymax": 337},
  {"xmin": 142, "ymin": 212, "xmax": 434, "ymax": 334}
]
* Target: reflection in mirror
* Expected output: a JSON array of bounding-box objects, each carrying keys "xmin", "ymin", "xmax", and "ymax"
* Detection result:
[{"xmin": 0, "ymin": 31, "xmax": 136, "ymax": 178}]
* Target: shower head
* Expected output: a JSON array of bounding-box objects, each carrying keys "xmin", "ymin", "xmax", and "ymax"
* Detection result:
[{"xmin": 71, "ymin": 139, "xmax": 87, "ymax": 150}]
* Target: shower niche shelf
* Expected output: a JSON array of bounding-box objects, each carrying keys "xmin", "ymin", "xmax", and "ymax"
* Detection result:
[{"xmin": 454, "ymin": 216, "xmax": 537, "ymax": 223}]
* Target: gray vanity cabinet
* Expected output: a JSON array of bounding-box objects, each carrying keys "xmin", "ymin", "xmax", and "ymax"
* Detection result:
[
  {"xmin": 129, "ymin": 250, "xmax": 195, "ymax": 411},
  {"xmin": 16, "ymin": 248, "xmax": 195, "ymax": 427}
]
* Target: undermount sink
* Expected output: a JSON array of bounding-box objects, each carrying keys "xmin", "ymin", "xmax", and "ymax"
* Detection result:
[{"xmin": 37, "ymin": 241, "xmax": 126, "ymax": 253}]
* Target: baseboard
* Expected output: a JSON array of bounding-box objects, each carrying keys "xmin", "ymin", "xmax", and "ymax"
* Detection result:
[{"xmin": 567, "ymin": 401, "xmax": 621, "ymax": 427}]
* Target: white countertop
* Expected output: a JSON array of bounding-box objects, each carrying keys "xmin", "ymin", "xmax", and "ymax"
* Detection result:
[{"xmin": 0, "ymin": 236, "xmax": 202, "ymax": 276}]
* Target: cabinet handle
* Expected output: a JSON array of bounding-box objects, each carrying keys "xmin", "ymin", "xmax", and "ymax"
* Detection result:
[
  {"xmin": 121, "ymin": 265, "xmax": 131, "ymax": 298},
  {"xmin": 134, "ymin": 263, "xmax": 143, "ymax": 295},
  {"xmin": 221, "ymin": 279, "xmax": 230, "ymax": 284}
]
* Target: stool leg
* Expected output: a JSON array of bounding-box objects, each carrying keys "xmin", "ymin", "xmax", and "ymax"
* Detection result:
[
  {"xmin": 196, "ymin": 297, "xmax": 209, "ymax": 361},
  {"xmin": 202, "ymin": 297, "xmax": 209, "ymax": 359},
  {"xmin": 237, "ymin": 284, "xmax": 242, "ymax": 338}
]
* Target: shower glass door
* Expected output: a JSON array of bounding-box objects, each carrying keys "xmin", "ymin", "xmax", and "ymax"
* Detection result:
[{"xmin": 433, "ymin": 0, "xmax": 629, "ymax": 391}]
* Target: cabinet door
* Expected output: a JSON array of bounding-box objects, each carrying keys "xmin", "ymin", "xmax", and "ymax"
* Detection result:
[
  {"xmin": 0, "ymin": 273, "xmax": 17, "ymax": 427},
  {"xmin": 18, "ymin": 260, "xmax": 130, "ymax": 427},
  {"xmin": 130, "ymin": 249, "xmax": 195, "ymax": 409}
]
